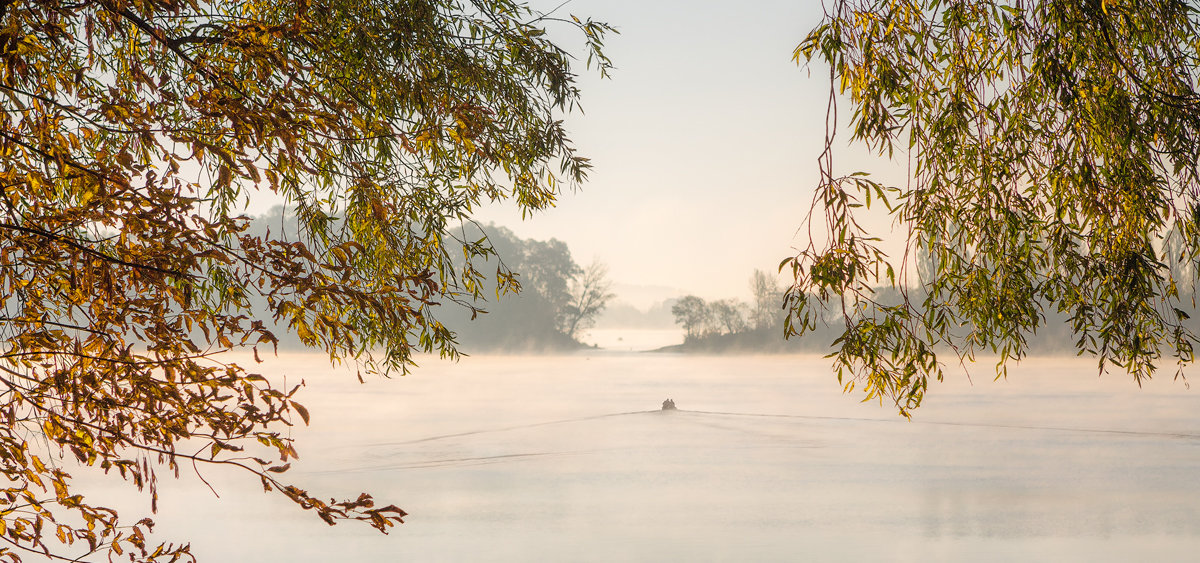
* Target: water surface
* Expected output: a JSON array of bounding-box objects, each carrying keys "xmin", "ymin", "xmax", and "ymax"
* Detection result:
[{"xmin": 91, "ymin": 353, "xmax": 1200, "ymax": 561}]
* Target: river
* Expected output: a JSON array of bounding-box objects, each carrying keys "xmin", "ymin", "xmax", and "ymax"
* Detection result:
[{"xmin": 84, "ymin": 348, "xmax": 1200, "ymax": 561}]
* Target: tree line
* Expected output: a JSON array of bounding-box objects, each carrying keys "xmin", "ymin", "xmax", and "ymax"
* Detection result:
[
  {"xmin": 247, "ymin": 213, "xmax": 615, "ymax": 352},
  {"xmin": 666, "ymin": 270, "xmax": 803, "ymax": 351},
  {"xmin": 666, "ymin": 262, "xmax": 1186, "ymax": 356},
  {"xmin": 440, "ymin": 223, "xmax": 616, "ymax": 352}
]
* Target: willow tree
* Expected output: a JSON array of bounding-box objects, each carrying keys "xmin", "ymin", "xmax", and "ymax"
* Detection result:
[
  {"xmin": 786, "ymin": 0, "xmax": 1200, "ymax": 416},
  {"xmin": 0, "ymin": 0, "xmax": 610, "ymax": 559}
]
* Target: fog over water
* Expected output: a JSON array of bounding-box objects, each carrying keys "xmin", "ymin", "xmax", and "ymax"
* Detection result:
[{"xmin": 79, "ymin": 346, "xmax": 1200, "ymax": 561}]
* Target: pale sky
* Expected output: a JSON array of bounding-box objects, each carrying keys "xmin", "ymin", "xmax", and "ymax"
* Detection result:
[
  {"xmin": 475, "ymin": 0, "xmax": 838, "ymax": 304},
  {"xmin": 238, "ymin": 0, "xmax": 888, "ymax": 307}
]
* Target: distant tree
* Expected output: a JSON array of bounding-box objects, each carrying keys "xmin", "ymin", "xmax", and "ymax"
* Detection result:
[
  {"xmin": 443, "ymin": 223, "xmax": 607, "ymax": 350},
  {"xmin": 788, "ymin": 0, "xmax": 1200, "ymax": 416},
  {"xmin": 711, "ymin": 299, "xmax": 749, "ymax": 335},
  {"xmin": 0, "ymin": 0, "xmax": 611, "ymax": 559},
  {"xmin": 672, "ymin": 296, "xmax": 713, "ymax": 340},
  {"xmin": 523, "ymin": 238, "xmax": 582, "ymax": 321},
  {"xmin": 561, "ymin": 260, "xmax": 617, "ymax": 339},
  {"xmin": 750, "ymin": 269, "xmax": 785, "ymax": 331}
]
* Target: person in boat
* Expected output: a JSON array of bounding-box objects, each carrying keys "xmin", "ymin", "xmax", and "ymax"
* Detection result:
[{"xmin": 662, "ymin": 398, "xmax": 676, "ymax": 410}]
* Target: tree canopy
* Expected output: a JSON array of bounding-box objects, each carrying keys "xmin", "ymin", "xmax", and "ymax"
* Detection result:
[
  {"xmin": 441, "ymin": 223, "xmax": 613, "ymax": 351},
  {"xmin": 0, "ymin": 0, "xmax": 610, "ymax": 559},
  {"xmin": 671, "ymin": 295, "xmax": 712, "ymax": 340},
  {"xmin": 786, "ymin": 0, "xmax": 1200, "ymax": 416}
]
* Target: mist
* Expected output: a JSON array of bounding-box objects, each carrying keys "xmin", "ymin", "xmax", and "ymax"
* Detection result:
[{"xmin": 69, "ymin": 351, "xmax": 1200, "ymax": 561}]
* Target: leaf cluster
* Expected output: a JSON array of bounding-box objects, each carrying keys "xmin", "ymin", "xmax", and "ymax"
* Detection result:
[
  {"xmin": 787, "ymin": 0, "xmax": 1200, "ymax": 416},
  {"xmin": 0, "ymin": 0, "xmax": 609, "ymax": 559}
]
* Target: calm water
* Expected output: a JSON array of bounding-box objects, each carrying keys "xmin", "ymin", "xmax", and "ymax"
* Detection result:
[{"xmin": 80, "ymin": 351, "xmax": 1200, "ymax": 561}]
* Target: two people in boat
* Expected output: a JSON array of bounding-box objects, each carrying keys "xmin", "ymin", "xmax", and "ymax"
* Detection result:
[{"xmin": 661, "ymin": 398, "xmax": 677, "ymax": 411}]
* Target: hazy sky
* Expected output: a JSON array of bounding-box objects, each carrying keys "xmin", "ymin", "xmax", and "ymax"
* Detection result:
[
  {"xmin": 475, "ymin": 0, "xmax": 839, "ymax": 304},
  {"xmin": 235, "ymin": 0, "xmax": 879, "ymax": 307}
]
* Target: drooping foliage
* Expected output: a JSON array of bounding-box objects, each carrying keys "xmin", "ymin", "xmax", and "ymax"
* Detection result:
[
  {"xmin": 0, "ymin": 0, "xmax": 610, "ymax": 559},
  {"xmin": 787, "ymin": 0, "xmax": 1200, "ymax": 416}
]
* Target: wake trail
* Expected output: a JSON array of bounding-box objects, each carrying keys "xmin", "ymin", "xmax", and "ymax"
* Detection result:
[
  {"xmin": 313, "ymin": 407, "xmax": 1197, "ymax": 473},
  {"xmin": 327, "ymin": 450, "xmax": 594, "ymax": 473},
  {"xmin": 368, "ymin": 409, "xmax": 659, "ymax": 447},
  {"xmin": 359, "ymin": 407, "xmax": 1200, "ymax": 450},
  {"xmin": 683, "ymin": 409, "xmax": 1200, "ymax": 440}
]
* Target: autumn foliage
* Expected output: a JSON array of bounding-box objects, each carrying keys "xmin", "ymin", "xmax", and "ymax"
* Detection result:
[
  {"xmin": 0, "ymin": 0, "xmax": 609, "ymax": 559},
  {"xmin": 788, "ymin": 0, "xmax": 1200, "ymax": 416}
]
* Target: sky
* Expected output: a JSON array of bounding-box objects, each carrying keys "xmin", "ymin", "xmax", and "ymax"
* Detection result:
[
  {"xmin": 233, "ymin": 0, "xmax": 887, "ymax": 308},
  {"xmin": 473, "ymin": 0, "xmax": 842, "ymax": 305}
]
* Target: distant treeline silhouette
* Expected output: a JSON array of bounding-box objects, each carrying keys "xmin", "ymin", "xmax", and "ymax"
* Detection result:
[
  {"xmin": 661, "ymin": 270, "xmax": 817, "ymax": 352},
  {"xmin": 244, "ymin": 211, "xmax": 612, "ymax": 353},
  {"xmin": 437, "ymin": 222, "xmax": 614, "ymax": 353},
  {"xmin": 666, "ymin": 279, "xmax": 1200, "ymax": 356}
]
